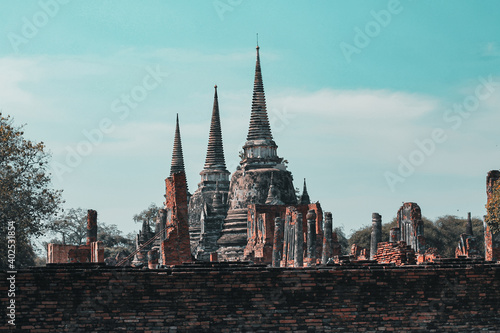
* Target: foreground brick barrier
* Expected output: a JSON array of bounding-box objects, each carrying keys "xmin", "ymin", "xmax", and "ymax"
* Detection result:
[{"xmin": 1, "ymin": 261, "xmax": 499, "ymax": 332}]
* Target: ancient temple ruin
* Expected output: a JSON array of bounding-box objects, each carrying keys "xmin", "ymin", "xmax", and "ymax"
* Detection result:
[
  {"xmin": 125, "ymin": 45, "xmax": 499, "ymax": 269},
  {"xmin": 215, "ymin": 45, "xmax": 298, "ymax": 260},
  {"xmin": 188, "ymin": 86, "xmax": 230, "ymax": 261},
  {"xmin": 47, "ymin": 210, "xmax": 104, "ymax": 264},
  {"xmin": 485, "ymin": 170, "xmax": 500, "ymax": 261}
]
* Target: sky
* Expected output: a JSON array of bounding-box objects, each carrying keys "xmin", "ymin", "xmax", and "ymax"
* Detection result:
[{"xmin": 1, "ymin": 1, "xmax": 499, "ymax": 239}]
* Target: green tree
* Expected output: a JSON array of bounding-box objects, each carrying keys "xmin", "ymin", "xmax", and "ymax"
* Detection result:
[
  {"xmin": 133, "ymin": 202, "xmax": 162, "ymax": 227},
  {"xmin": 0, "ymin": 114, "xmax": 63, "ymax": 269},
  {"xmin": 45, "ymin": 208, "xmax": 135, "ymax": 260},
  {"xmin": 98, "ymin": 223, "xmax": 134, "ymax": 258},
  {"xmin": 347, "ymin": 215, "xmax": 484, "ymax": 258},
  {"xmin": 486, "ymin": 181, "xmax": 500, "ymax": 234},
  {"xmin": 348, "ymin": 218, "xmax": 399, "ymax": 251},
  {"xmin": 48, "ymin": 208, "xmax": 87, "ymax": 245},
  {"xmin": 431, "ymin": 215, "xmax": 484, "ymax": 258},
  {"xmin": 334, "ymin": 227, "xmax": 349, "ymax": 255}
]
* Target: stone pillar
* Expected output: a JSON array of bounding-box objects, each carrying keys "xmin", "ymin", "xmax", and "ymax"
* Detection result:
[
  {"xmin": 86, "ymin": 209, "xmax": 97, "ymax": 245},
  {"xmin": 272, "ymin": 217, "xmax": 283, "ymax": 267},
  {"xmin": 370, "ymin": 213, "xmax": 382, "ymax": 260},
  {"xmin": 148, "ymin": 249, "xmax": 159, "ymax": 269},
  {"xmin": 91, "ymin": 241, "xmax": 104, "ymax": 263},
  {"xmin": 294, "ymin": 213, "xmax": 303, "ymax": 268},
  {"xmin": 390, "ymin": 227, "xmax": 400, "ymax": 243},
  {"xmin": 321, "ymin": 212, "xmax": 333, "ymax": 264},
  {"xmin": 306, "ymin": 210, "xmax": 317, "ymax": 266},
  {"xmin": 466, "ymin": 212, "xmax": 473, "ymax": 236}
]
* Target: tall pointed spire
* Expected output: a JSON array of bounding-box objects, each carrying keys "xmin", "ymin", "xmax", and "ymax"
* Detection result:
[
  {"xmin": 204, "ymin": 85, "xmax": 227, "ymax": 171},
  {"xmin": 170, "ymin": 114, "xmax": 185, "ymax": 176},
  {"xmin": 300, "ymin": 178, "xmax": 311, "ymax": 205},
  {"xmin": 246, "ymin": 45, "xmax": 274, "ymax": 141}
]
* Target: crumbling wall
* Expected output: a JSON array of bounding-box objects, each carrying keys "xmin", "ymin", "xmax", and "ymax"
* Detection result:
[
  {"xmin": 161, "ymin": 171, "xmax": 192, "ymax": 265},
  {"xmin": 374, "ymin": 241, "xmax": 416, "ymax": 265},
  {"xmin": 397, "ymin": 202, "xmax": 425, "ymax": 254},
  {"xmin": 244, "ymin": 204, "xmax": 286, "ymax": 263},
  {"xmin": 46, "ymin": 210, "xmax": 103, "ymax": 264},
  {"xmin": 485, "ymin": 170, "xmax": 500, "ymax": 261},
  {"xmin": 2, "ymin": 263, "xmax": 500, "ymax": 332}
]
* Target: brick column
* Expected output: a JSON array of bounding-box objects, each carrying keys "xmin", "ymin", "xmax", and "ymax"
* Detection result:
[
  {"xmin": 86, "ymin": 210, "xmax": 97, "ymax": 245},
  {"xmin": 321, "ymin": 212, "xmax": 333, "ymax": 264},
  {"xmin": 370, "ymin": 213, "xmax": 382, "ymax": 260},
  {"xmin": 294, "ymin": 213, "xmax": 303, "ymax": 268},
  {"xmin": 272, "ymin": 217, "xmax": 283, "ymax": 267},
  {"xmin": 306, "ymin": 210, "xmax": 316, "ymax": 267}
]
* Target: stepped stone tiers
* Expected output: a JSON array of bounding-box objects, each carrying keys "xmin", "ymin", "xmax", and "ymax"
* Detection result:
[
  {"xmin": 170, "ymin": 114, "xmax": 190, "ymax": 199},
  {"xmin": 217, "ymin": 46, "xmax": 297, "ymax": 261},
  {"xmin": 188, "ymin": 86, "xmax": 230, "ymax": 259},
  {"xmin": 170, "ymin": 114, "xmax": 185, "ymax": 176}
]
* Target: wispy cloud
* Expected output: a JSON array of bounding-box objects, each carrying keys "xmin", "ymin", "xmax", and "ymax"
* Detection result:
[
  {"xmin": 482, "ymin": 42, "xmax": 500, "ymax": 58},
  {"xmin": 273, "ymin": 89, "xmax": 439, "ymax": 119}
]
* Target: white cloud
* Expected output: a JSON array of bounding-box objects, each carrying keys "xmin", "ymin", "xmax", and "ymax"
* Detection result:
[{"xmin": 272, "ymin": 88, "xmax": 439, "ymax": 119}]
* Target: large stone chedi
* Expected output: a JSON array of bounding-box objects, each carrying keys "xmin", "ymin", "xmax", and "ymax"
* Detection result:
[
  {"xmin": 216, "ymin": 46, "xmax": 297, "ymax": 260},
  {"xmin": 189, "ymin": 86, "xmax": 230, "ymax": 260}
]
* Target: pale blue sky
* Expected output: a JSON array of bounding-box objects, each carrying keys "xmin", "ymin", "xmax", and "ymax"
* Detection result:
[{"xmin": 1, "ymin": 1, "xmax": 499, "ymax": 238}]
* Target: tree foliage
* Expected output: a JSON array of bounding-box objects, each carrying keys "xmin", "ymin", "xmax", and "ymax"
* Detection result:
[
  {"xmin": 334, "ymin": 227, "xmax": 349, "ymax": 255},
  {"xmin": 429, "ymin": 215, "xmax": 484, "ymax": 257},
  {"xmin": 485, "ymin": 181, "xmax": 500, "ymax": 234},
  {"xmin": 0, "ymin": 114, "xmax": 63, "ymax": 268},
  {"xmin": 46, "ymin": 207, "xmax": 135, "ymax": 259},
  {"xmin": 133, "ymin": 202, "xmax": 162, "ymax": 226},
  {"xmin": 48, "ymin": 208, "xmax": 87, "ymax": 245}
]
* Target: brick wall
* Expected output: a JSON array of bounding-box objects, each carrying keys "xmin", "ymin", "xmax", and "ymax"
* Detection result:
[
  {"xmin": 162, "ymin": 171, "xmax": 192, "ymax": 265},
  {"xmin": 1, "ymin": 262, "xmax": 499, "ymax": 332}
]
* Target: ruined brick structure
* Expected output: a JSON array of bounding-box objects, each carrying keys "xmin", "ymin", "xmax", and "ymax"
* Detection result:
[
  {"xmin": 216, "ymin": 46, "xmax": 298, "ymax": 261},
  {"xmin": 160, "ymin": 170, "xmax": 192, "ymax": 265},
  {"xmin": 131, "ymin": 216, "xmax": 155, "ymax": 267},
  {"xmin": 350, "ymin": 244, "xmax": 370, "ymax": 261},
  {"xmin": 397, "ymin": 202, "xmax": 425, "ymax": 254},
  {"xmin": 4, "ymin": 262, "xmax": 500, "ymax": 332},
  {"xmin": 47, "ymin": 209, "xmax": 104, "ymax": 264},
  {"xmin": 130, "ymin": 115, "xmax": 193, "ymax": 267},
  {"xmin": 243, "ymin": 200, "xmax": 324, "ymax": 267},
  {"xmin": 374, "ymin": 241, "xmax": 416, "ymax": 265},
  {"xmin": 370, "ymin": 212, "xmax": 382, "ymax": 260},
  {"xmin": 485, "ymin": 170, "xmax": 500, "ymax": 261},
  {"xmin": 279, "ymin": 204, "xmax": 324, "ymax": 267},
  {"xmin": 455, "ymin": 212, "xmax": 481, "ymax": 259},
  {"xmin": 321, "ymin": 212, "xmax": 341, "ymax": 263},
  {"xmin": 188, "ymin": 86, "xmax": 230, "ymax": 260}
]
